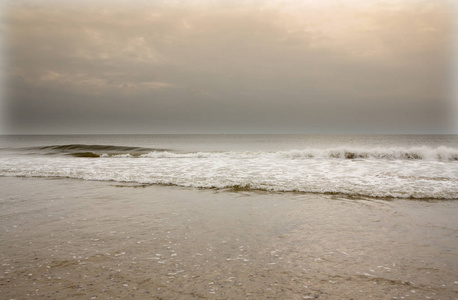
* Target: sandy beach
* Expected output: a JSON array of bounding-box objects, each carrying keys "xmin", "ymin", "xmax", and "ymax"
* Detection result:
[{"xmin": 1, "ymin": 176, "xmax": 457, "ymax": 299}]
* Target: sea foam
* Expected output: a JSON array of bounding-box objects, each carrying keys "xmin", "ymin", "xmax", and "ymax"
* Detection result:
[
  {"xmin": 1, "ymin": 146, "xmax": 457, "ymax": 199},
  {"xmin": 136, "ymin": 146, "xmax": 458, "ymax": 161}
]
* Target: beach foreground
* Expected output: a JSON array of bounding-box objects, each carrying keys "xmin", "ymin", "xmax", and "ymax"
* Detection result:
[{"xmin": 0, "ymin": 177, "xmax": 457, "ymax": 299}]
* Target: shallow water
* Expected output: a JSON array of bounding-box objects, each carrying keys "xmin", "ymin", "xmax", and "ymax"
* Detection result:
[{"xmin": 0, "ymin": 177, "xmax": 457, "ymax": 299}]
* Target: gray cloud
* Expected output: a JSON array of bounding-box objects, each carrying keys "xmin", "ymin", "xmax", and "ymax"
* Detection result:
[{"xmin": 2, "ymin": 0, "xmax": 456, "ymax": 134}]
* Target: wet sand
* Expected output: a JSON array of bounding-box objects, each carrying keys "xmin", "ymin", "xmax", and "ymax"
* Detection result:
[{"xmin": 0, "ymin": 177, "xmax": 457, "ymax": 299}]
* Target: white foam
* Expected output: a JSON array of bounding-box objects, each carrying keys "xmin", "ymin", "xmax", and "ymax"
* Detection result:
[
  {"xmin": 1, "ymin": 147, "xmax": 457, "ymax": 199},
  {"xmin": 116, "ymin": 146, "xmax": 458, "ymax": 161},
  {"xmin": 277, "ymin": 146, "xmax": 458, "ymax": 160}
]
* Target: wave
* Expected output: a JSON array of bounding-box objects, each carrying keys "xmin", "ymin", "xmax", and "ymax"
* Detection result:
[
  {"xmin": 69, "ymin": 152, "xmax": 145, "ymax": 158},
  {"xmin": 19, "ymin": 144, "xmax": 458, "ymax": 161},
  {"xmin": 1, "ymin": 144, "xmax": 457, "ymax": 199},
  {"xmin": 24, "ymin": 144, "xmax": 170, "ymax": 157},
  {"xmin": 69, "ymin": 152, "xmax": 101, "ymax": 158},
  {"xmin": 134, "ymin": 146, "xmax": 458, "ymax": 161},
  {"xmin": 34, "ymin": 144, "xmax": 167, "ymax": 153},
  {"xmin": 1, "ymin": 172, "xmax": 456, "ymax": 199},
  {"xmin": 276, "ymin": 146, "xmax": 458, "ymax": 161}
]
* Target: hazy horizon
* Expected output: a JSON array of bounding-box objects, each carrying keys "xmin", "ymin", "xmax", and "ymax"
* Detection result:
[{"xmin": 1, "ymin": 0, "xmax": 457, "ymax": 135}]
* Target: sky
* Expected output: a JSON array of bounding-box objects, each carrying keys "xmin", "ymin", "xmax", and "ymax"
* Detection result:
[{"xmin": 1, "ymin": 0, "xmax": 457, "ymax": 134}]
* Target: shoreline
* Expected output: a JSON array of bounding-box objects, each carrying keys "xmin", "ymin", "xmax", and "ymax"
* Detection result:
[{"xmin": 1, "ymin": 176, "xmax": 457, "ymax": 299}]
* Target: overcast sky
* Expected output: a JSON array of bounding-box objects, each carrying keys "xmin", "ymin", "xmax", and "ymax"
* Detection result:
[{"xmin": 1, "ymin": 0, "xmax": 457, "ymax": 134}]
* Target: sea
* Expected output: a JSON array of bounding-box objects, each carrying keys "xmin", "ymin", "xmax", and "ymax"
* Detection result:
[
  {"xmin": 1, "ymin": 134, "xmax": 457, "ymax": 199},
  {"xmin": 1, "ymin": 134, "xmax": 458, "ymax": 299}
]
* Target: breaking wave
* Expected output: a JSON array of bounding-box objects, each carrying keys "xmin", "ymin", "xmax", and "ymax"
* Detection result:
[
  {"xmin": 276, "ymin": 146, "xmax": 458, "ymax": 161},
  {"xmin": 24, "ymin": 144, "xmax": 170, "ymax": 157},
  {"xmin": 17, "ymin": 144, "xmax": 458, "ymax": 161},
  {"xmin": 34, "ymin": 144, "xmax": 168, "ymax": 152},
  {"xmin": 2, "ymin": 144, "xmax": 457, "ymax": 199},
  {"xmin": 136, "ymin": 146, "xmax": 457, "ymax": 161}
]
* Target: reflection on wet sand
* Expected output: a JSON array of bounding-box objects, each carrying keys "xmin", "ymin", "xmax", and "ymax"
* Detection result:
[{"xmin": 0, "ymin": 177, "xmax": 457, "ymax": 299}]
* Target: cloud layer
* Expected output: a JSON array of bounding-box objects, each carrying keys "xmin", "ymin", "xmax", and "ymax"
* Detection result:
[{"xmin": 2, "ymin": 0, "xmax": 456, "ymax": 133}]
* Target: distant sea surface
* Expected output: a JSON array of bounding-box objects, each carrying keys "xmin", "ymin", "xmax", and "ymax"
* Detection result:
[{"xmin": 1, "ymin": 134, "xmax": 457, "ymax": 199}]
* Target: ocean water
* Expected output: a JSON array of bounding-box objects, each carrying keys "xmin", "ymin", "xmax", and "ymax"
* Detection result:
[
  {"xmin": 1, "ymin": 135, "xmax": 458, "ymax": 299},
  {"xmin": 1, "ymin": 134, "xmax": 457, "ymax": 199}
]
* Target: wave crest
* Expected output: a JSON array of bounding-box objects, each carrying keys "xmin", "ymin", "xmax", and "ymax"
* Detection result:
[
  {"xmin": 130, "ymin": 147, "xmax": 458, "ymax": 161},
  {"xmin": 33, "ymin": 144, "xmax": 169, "ymax": 153},
  {"xmin": 277, "ymin": 146, "xmax": 458, "ymax": 161},
  {"xmin": 25, "ymin": 144, "xmax": 170, "ymax": 158},
  {"xmin": 17, "ymin": 144, "xmax": 458, "ymax": 161}
]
